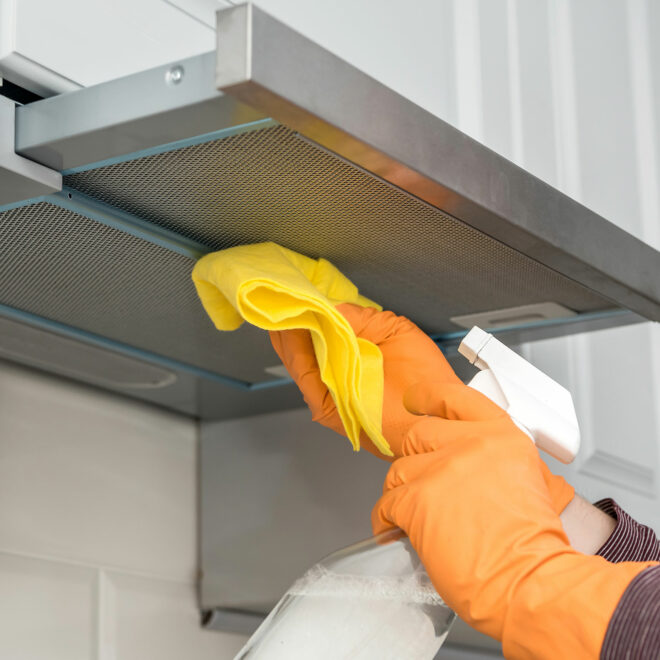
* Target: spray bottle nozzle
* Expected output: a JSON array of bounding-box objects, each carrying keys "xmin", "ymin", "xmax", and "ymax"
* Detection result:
[{"xmin": 459, "ymin": 326, "xmax": 580, "ymax": 464}]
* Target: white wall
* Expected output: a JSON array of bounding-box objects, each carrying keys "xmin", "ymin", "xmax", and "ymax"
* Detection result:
[{"xmin": 0, "ymin": 360, "xmax": 246, "ymax": 660}]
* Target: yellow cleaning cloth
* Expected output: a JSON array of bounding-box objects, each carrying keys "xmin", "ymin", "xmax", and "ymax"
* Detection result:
[{"xmin": 192, "ymin": 242, "xmax": 392, "ymax": 456}]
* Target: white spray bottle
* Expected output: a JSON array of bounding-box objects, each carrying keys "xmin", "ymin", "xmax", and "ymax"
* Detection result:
[{"xmin": 235, "ymin": 327, "xmax": 580, "ymax": 659}]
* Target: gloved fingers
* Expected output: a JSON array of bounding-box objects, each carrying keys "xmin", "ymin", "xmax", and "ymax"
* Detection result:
[
  {"xmin": 371, "ymin": 488, "xmax": 401, "ymax": 536},
  {"xmin": 372, "ymin": 477, "xmax": 415, "ymax": 536},
  {"xmin": 336, "ymin": 303, "xmax": 399, "ymax": 342},
  {"xmin": 269, "ymin": 328, "xmax": 313, "ymax": 375},
  {"xmin": 337, "ymin": 303, "xmax": 434, "ymax": 348},
  {"xmin": 357, "ymin": 431, "xmax": 397, "ymax": 462},
  {"xmin": 381, "ymin": 452, "xmax": 442, "ymax": 493},
  {"xmin": 336, "ymin": 303, "xmax": 462, "ymax": 384},
  {"xmin": 371, "ymin": 454, "xmax": 444, "ymax": 536},
  {"xmin": 269, "ymin": 329, "xmax": 343, "ymax": 432},
  {"xmin": 401, "ymin": 416, "xmax": 509, "ymax": 455},
  {"xmin": 404, "ymin": 380, "xmax": 507, "ymax": 421},
  {"xmin": 402, "ymin": 382, "xmax": 574, "ymax": 511},
  {"xmin": 538, "ymin": 457, "xmax": 575, "ymax": 514}
]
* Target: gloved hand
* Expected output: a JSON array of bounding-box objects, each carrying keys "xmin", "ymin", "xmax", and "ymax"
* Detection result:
[
  {"xmin": 270, "ymin": 303, "xmax": 461, "ymax": 457},
  {"xmin": 399, "ymin": 377, "xmax": 575, "ymax": 513},
  {"xmin": 270, "ymin": 304, "xmax": 575, "ymax": 514},
  {"xmin": 372, "ymin": 381, "xmax": 655, "ymax": 659}
]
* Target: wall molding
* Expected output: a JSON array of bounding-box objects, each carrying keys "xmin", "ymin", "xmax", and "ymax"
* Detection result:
[
  {"xmin": 505, "ymin": 0, "xmax": 524, "ymax": 165},
  {"xmin": 547, "ymin": 0, "xmax": 581, "ymax": 199},
  {"xmin": 453, "ymin": 0, "xmax": 483, "ymax": 141},
  {"xmin": 627, "ymin": 0, "xmax": 660, "ymax": 251},
  {"xmin": 579, "ymin": 449, "xmax": 656, "ymax": 497}
]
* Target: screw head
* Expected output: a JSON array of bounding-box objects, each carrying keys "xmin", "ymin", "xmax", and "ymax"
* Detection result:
[{"xmin": 166, "ymin": 65, "xmax": 184, "ymax": 86}]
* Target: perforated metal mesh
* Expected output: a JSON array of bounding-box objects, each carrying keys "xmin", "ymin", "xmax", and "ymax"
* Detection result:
[
  {"xmin": 2, "ymin": 125, "xmax": 617, "ymax": 391},
  {"xmin": 66, "ymin": 125, "xmax": 612, "ymax": 330},
  {"xmin": 0, "ymin": 202, "xmax": 278, "ymax": 383}
]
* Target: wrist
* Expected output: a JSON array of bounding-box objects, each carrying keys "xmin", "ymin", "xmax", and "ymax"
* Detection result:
[{"xmin": 559, "ymin": 494, "xmax": 617, "ymax": 554}]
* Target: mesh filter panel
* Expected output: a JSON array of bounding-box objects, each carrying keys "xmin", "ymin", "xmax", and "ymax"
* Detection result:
[
  {"xmin": 0, "ymin": 202, "xmax": 278, "ymax": 383},
  {"xmin": 65, "ymin": 124, "xmax": 613, "ymax": 331}
]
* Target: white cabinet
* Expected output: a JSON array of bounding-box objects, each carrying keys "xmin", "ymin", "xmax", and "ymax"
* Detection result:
[
  {"xmin": 430, "ymin": 0, "xmax": 660, "ymax": 531},
  {"xmin": 0, "ymin": 0, "xmax": 226, "ymax": 93},
  {"xmin": 517, "ymin": 0, "xmax": 660, "ymax": 530}
]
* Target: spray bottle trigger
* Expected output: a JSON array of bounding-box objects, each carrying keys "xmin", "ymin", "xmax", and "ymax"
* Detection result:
[
  {"xmin": 459, "ymin": 326, "xmax": 580, "ymax": 464},
  {"xmin": 467, "ymin": 369, "xmax": 536, "ymax": 444}
]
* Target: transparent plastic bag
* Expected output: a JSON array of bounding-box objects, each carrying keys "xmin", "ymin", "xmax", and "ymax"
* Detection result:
[{"xmin": 235, "ymin": 529, "xmax": 455, "ymax": 659}]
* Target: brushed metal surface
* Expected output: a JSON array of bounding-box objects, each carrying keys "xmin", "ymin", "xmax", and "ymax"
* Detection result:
[
  {"xmin": 15, "ymin": 52, "xmax": 266, "ymax": 172},
  {"xmin": 0, "ymin": 201, "xmax": 280, "ymax": 384},
  {"xmin": 0, "ymin": 315, "xmax": 175, "ymax": 389},
  {"xmin": 0, "ymin": 96, "xmax": 61, "ymax": 204},
  {"xmin": 64, "ymin": 125, "xmax": 611, "ymax": 334},
  {"xmin": 216, "ymin": 4, "xmax": 660, "ymax": 321}
]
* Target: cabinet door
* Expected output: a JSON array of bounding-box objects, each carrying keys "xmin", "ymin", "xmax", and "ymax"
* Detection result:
[
  {"xmin": 473, "ymin": 0, "xmax": 660, "ymax": 530},
  {"xmin": 0, "ymin": 0, "xmax": 224, "ymax": 94}
]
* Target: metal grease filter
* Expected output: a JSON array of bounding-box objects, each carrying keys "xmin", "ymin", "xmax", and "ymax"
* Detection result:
[
  {"xmin": 0, "ymin": 202, "xmax": 277, "ymax": 383},
  {"xmin": 65, "ymin": 124, "xmax": 611, "ymax": 329}
]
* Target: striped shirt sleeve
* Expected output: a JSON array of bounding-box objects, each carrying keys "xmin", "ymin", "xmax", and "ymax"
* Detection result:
[
  {"xmin": 594, "ymin": 498, "xmax": 660, "ymax": 563},
  {"xmin": 600, "ymin": 566, "xmax": 660, "ymax": 659},
  {"xmin": 594, "ymin": 499, "xmax": 660, "ymax": 659}
]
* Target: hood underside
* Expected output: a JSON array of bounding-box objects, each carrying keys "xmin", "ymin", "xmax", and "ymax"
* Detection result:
[{"xmin": 1, "ymin": 4, "xmax": 658, "ymax": 420}]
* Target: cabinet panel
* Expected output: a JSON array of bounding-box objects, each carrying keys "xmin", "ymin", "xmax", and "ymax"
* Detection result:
[
  {"xmin": 513, "ymin": 0, "xmax": 558, "ymax": 185},
  {"xmin": 0, "ymin": 553, "xmax": 97, "ymax": 660},
  {"xmin": 103, "ymin": 572, "xmax": 246, "ymax": 660},
  {"xmin": 476, "ymin": 0, "xmax": 513, "ymax": 160},
  {"xmin": 480, "ymin": 0, "xmax": 660, "ymax": 527},
  {"xmin": 0, "ymin": 361, "xmax": 198, "ymax": 580},
  {"xmin": 569, "ymin": 0, "xmax": 642, "ymax": 236},
  {"xmin": 0, "ymin": 0, "xmax": 215, "ymax": 92}
]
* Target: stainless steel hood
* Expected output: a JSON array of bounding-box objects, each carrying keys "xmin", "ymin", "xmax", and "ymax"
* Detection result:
[{"xmin": 1, "ymin": 3, "xmax": 659, "ymax": 420}]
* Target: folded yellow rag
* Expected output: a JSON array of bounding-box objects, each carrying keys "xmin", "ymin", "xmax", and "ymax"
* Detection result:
[{"xmin": 192, "ymin": 242, "xmax": 391, "ymax": 456}]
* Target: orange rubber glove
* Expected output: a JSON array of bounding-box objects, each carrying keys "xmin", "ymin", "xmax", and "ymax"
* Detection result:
[
  {"xmin": 372, "ymin": 382, "xmax": 656, "ymax": 659},
  {"xmin": 271, "ymin": 303, "xmax": 575, "ymax": 514},
  {"xmin": 538, "ymin": 459, "xmax": 575, "ymax": 513},
  {"xmin": 270, "ymin": 303, "xmax": 461, "ymax": 458}
]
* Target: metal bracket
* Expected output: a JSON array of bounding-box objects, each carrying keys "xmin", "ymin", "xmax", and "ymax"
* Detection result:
[
  {"xmin": 202, "ymin": 608, "xmax": 264, "ymax": 636},
  {"xmin": 0, "ymin": 96, "xmax": 61, "ymax": 205}
]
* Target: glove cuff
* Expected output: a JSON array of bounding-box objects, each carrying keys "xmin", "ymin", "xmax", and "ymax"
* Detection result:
[{"xmin": 503, "ymin": 553, "xmax": 655, "ymax": 660}]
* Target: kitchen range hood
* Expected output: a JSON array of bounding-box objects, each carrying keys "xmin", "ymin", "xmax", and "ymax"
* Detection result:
[{"xmin": 2, "ymin": 3, "xmax": 660, "ymax": 420}]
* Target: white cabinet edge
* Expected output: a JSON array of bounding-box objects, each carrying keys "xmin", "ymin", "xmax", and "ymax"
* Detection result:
[
  {"xmin": 0, "ymin": 0, "xmax": 217, "ymax": 92},
  {"xmin": 0, "ymin": 51, "xmax": 81, "ymax": 95}
]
